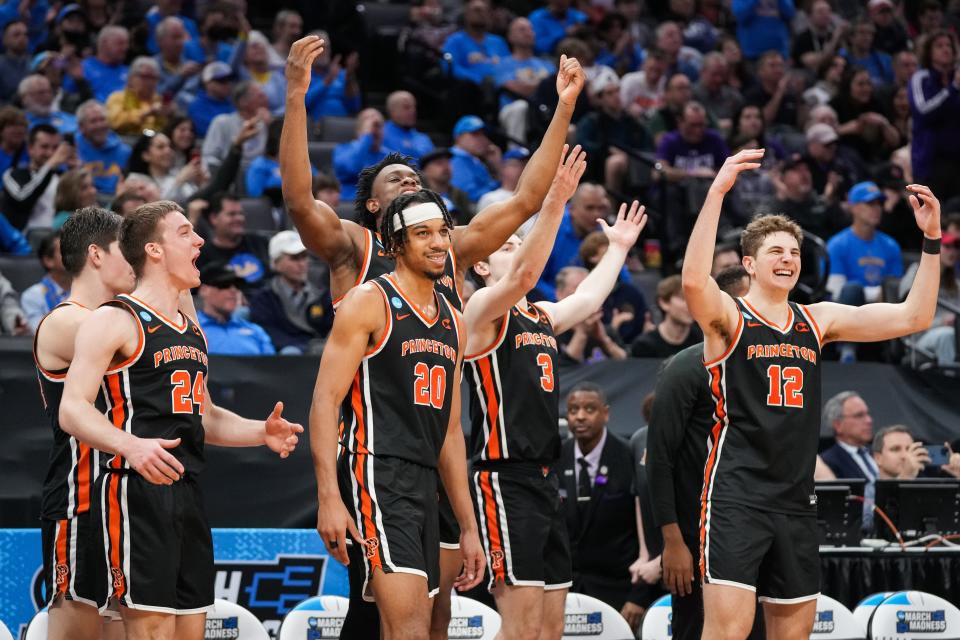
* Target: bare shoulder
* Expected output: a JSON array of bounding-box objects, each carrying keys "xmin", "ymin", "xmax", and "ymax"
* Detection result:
[
  {"xmin": 35, "ymin": 305, "xmax": 89, "ymax": 367},
  {"xmin": 80, "ymin": 305, "xmax": 140, "ymax": 346},
  {"xmin": 336, "ymin": 281, "xmax": 387, "ymax": 326}
]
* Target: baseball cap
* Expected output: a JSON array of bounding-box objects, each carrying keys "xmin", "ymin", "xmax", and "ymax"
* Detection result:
[
  {"xmin": 590, "ymin": 67, "xmax": 621, "ymax": 96},
  {"xmin": 503, "ymin": 147, "xmax": 531, "ymax": 162},
  {"xmin": 943, "ymin": 232, "xmax": 960, "ymax": 246},
  {"xmin": 782, "ymin": 153, "xmax": 808, "ymax": 172},
  {"xmin": 200, "ymin": 263, "xmax": 245, "ymax": 288},
  {"xmin": 269, "ymin": 230, "xmax": 307, "ymax": 263},
  {"xmin": 419, "ymin": 147, "xmax": 453, "ymax": 168},
  {"xmin": 806, "ymin": 123, "xmax": 838, "ymax": 145},
  {"xmin": 30, "ymin": 51, "xmax": 53, "ymax": 73},
  {"xmin": 452, "ymin": 115, "xmax": 485, "ymax": 139},
  {"xmin": 202, "ymin": 61, "xmax": 234, "ymax": 84},
  {"xmin": 56, "ymin": 3, "xmax": 83, "ymax": 24},
  {"xmin": 848, "ymin": 181, "xmax": 884, "ymax": 204}
]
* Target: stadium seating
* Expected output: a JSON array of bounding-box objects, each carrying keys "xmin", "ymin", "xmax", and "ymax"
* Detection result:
[
  {"xmin": 317, "ymin": 116, "xmax": 357, "ymax": 144},
  {"xmin": 239, "ymin": 197, "xmax": 278, "ymax": 232},
  {"xmin": 0, "ymin": 256, "xmax": 45, "ymax": 293},
  {"xmin": 308, "ymin": 141, "xmax": 337, "ymax": 173}
]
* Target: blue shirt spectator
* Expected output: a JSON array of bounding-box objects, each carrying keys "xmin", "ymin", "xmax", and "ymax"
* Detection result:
[
  {"xmin": 188, "ymin": 88, "xmax": 234, "ymax": 137},
  {"xmin": 732, "ymin": 0, "xmax": 795, "ymax": 60},
  {"xmin": 75, "ymin": 100, "xmax": 131, "ymax": 195},
  {"xmin": 383, "ymin": 120, "xmax": 434, "ymax": 159},
  {"xmin": 145, "ymin": 6, "xmax": 201, "ymax": 55},
  {"xmin": 0, "ymin": 20, "xmax": 30, "ymax": 102},
  {"xmin": 197, "ymin": 264, "xmax": 276, "ymax": 355},
  {"xmin": 20, "ymin": 232, "xmax": 69, "ymax": 331},
  {"xmin": 82, "ymin": 53, "xmax": 130, "ymax": 103},
  {"xmin": 27, "ymin": 111, "xmax": 77, "ymax": 136},
  {"xmin": 305, "ymin": 69, "xmax": 361, "ymax": 119},
  {"xmin": 333, "ymin": 109, "xmax": 395, "ymax": 202},
  {"xmin": 442, "ymin": 2, "xmax": 512, "ymax": 87},
  {"xmin": 528, "ymin": 4, "xmax": 588, "ymax": 56},
  {"xmin": 495, "ymin": 55, "xmax": 554, "ymax": 108},
  {"xmin": 840, "ymin": 48, "xmax": 893, "ymax": 89},
  {"xmin": 184, "ymin": 38, "xmax": 235, "ymax": 65},
  {"xmin": 0, "ymin": 211, "xmax": 30, "ymax": 255},
  {"xmin": 0, "ymin": 0, "xmax": 48, "ymax": 52},
  {"xmin": 245, "ymin": 156, "xmax": 317, "ymax": 198},
  {"xmin": 449, "ymin": 116, "xmax": 499, "ymax": 203}
]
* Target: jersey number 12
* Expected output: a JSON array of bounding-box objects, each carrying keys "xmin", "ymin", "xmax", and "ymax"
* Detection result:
[{"xmin": 766, "ymin": 365, "xmax": 803, "ymax": 408}]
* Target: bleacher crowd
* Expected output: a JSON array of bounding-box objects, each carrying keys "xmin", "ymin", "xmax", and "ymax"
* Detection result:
[{"xmin": 0, "ymin": 0, "xmax": 959, "ymax": 370}]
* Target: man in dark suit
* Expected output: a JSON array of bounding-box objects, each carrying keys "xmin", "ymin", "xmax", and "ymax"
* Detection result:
[
  {"xmin": 560, "ymin": 382, "xmax": 647, "ymax": 632},
  {"xmin": 820, "ymin": 391, "xmax": 879, "ymax": 482}
]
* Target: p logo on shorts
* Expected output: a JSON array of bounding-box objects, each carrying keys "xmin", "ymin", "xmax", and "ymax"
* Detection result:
[
  {"xmin": 365, "ymin": 538, "xmax": 379, "ymax": 559},
  {"xmin": 490, "ymin": 550, "xmax": 504, "ymax": 569},
  {"xmin": 111, "ymin": 567, "xmax": 125, "ymax": 589},
  {"xmin": 55, "ymin": 563, "xmax": 68, "ymax": 585}
]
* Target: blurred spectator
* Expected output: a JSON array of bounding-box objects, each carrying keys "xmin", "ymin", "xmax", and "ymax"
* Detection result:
[
  {"xmin": 529, "ymin": 0, "xmax": 587, "ymax": 56},
  {"xmin": 404, "ymin": 0, "xmax": 456, "ymax": 52},
  {"xmin": 578, "ymin": 230, "xmax": 649, "ymax": 343},
  {"xmin": 668, "ymin": 0, "xmax": 720, "ymax": 54},
  {"xmin": 109, "ymin": 190, "xmax": 145, "ymax": 217},
  {"xmin": 732, "ymin": 0, "xmax": 795, "ymax": 61},
  {"xmin": 333, "ymin": 108, "xmax": 394, "ymax": 203},
  {"xmin": 646, "ymin": 72, "xmax": 697, "ymax": 144},
  {"xmin": 803, "ymin": 54, "xmax": 847, "ymax": 107},
  {"xmin": 51, "ymin": 167, "xmax": 97, "ymax": 229},
  {"xmin": 247, "ymin": 118, "xmax": 316, "ymax": 203},
  {"xmin": 803, "ymin": 122, "xmax": 859, "ymax": 201},
  {"xmin": 909, "ymin": 29, "xmax": 960, "ymax": 202},
  {"xmin": 555, "ymin": 266, "xmax": 628, "ymax": 362},
  {"xmin": 495, "ymin": 17, "xmax": 554, "ymax": 142},
  {"xmin": 820, "ymin": 391, "xmax": 877, "ymax": 484},
  {"xmin": 383, "ymin": 91, "xmax": 434, "ymax": 159},
  {"xmin": 616, "ymin": 0, "xmax": 655, "ymax": 48},
  {"xmin": 127, "ymin": 130, "xmax": 206, "ymax": 203},
  {"xmin": 249, "ymin": 231, "xmax": 333, "ymax": 355},
  {"xmin": 717, "ymin": 34, "xmax": 751, "ymax": 92},
  {"xmin": 81, "ymin": 0, "xmax": 113, "ymax": 33},
  {"xmin": 186, "ymin": 61, "xmax": 237, "ymax": 137},
  {"xmin": 0, "ymin": 212, "xmax": 30, "ymax": 255},
  {"xmin": 560, "ymin": 384, "xmax": 642, "ymax": 619},
  {"xmin": 202, "ymin": 82, "xmax": 268, "ymax": 188},
  {"xmin": 21, "ymin": 232, "xmax": 70, "ymax": 332},
  {"xmin": 270, "ymin": 10, "xmax": 303, "ymax": 66},
  {"xmin": 237, "ymin": 30, "xmax": 286, "ymax": 115},
  {"xmin": 0, "ymin": 0, "xmax": 47, "ymax": 52},
  {"xmin": 19, "ymin": 74, "xmax": 77, "ymax": 136},
  {"xmin": 304, "ymin": 30, "xmax": 360, "ymax": 119},
  {"xmin": 897, "ymin": 232, "xmax": 960, "ymax": 365},
  {"xmin": 75, "ymin": 100, "xmax": 131, "ymax": 196},
  {"xmin": 620, "ymin": 47, "xmax": 667, "ymax": 121},
  {"xmin": 827, "ymin": 181, "xmax": 903, "ymax": 362},
  {"xmin": 656, "ymin": 102, "xmax": 729, "ymax": 182},
  {"xmin": 312, "ymin": 172, "xmax": 341, "ymax": 208},
  {"xmin": 831, "ymin": 67, "xmax": 901, "ymax": 164},
  {"xmin": 577, "ymin": 69, "xmax": 652, "ymax": 193},
  {"xmin": 419, "ymin": 147, "xmax": 474, "ymax": 223},
  {"xmin": 185, "ymin": 2, "xmax": 245, "ymax": 65},
  {"xmin": 711, "ymin": 243, "xmax": 741, "ymax": 276},
  {"xmin": 868, "ymin": 0, "xmax": 909, "ymax": 55},
  {"xmin": 31, "ymin": 49, "xmax": 92, "ymax": 115},
  {"xmin": 872, "ymin": 426, "xmax": 935, "ymax": 480},
  {"xmin": 744, "ymin": 50, "xmax": 802, "ymax": 129},
  {"xmin": 145, "ymin": 0, "xmax": 201, "ymax": 56},
  {"xmin": 477, "ymin": 147, "xmax": 529, "ymax": 219},
  {"xmin": 449, "ymin": 115, "xmax": 500, "ymax": 203},
  {"xmin": 82, "ymin": 26, "xmax": 129, "ymax": 103},
  {"xmin": 765, "ymin": 155, "xmax": 842, "ymax": 241},
  {"xmin": 442, "ymin": 0, "xmax": 511, "ymax": 85},
  {"xmin": 595, "ymin": 12, "xmax": 644, "ymax": 75},
  {"xmin": 0, "ymin": 269, "xmax": 28, "ymax": 333},
  {"xmin": 651, "ymin": 21, "xmax": 701, "ymax": 81},
  {"xmin": 0, "ymin": 20, "xmax": 29, "ymax": 101},
  {"xmin": 874, "ymin": 162, "xmax": 917, "ymax": 252},
  {"xmin": 196, "ymin": 263, "xmax": 275, "ymax": 355},
  {"xmin": 0, "ymin": 106, "xmax": 28, "ymax": 176},
  {"xmin": 538, "ymin": 183, "xmax": 609, "ymax": 300},
  {"xmin": 630, "ymin": 275, "xmax": 699, "ymax": 357},
  {"xmin": 728, "ymin": 103, "xmax": 787, "ymax": 162},
  {"xmin": 39, "ymin": 3, "xmax": 92, "ymax": 55},
  {"xmin": 792, "ymin": 0, "xmax": 845, "ymax": 73},
  {"xmin": 196, "ymin": 192, "xmax": 270, "ymax": 287},
  {"xmin": 692, "ymin": 51, "xmax": 743, "ymax": 133},
  {"xmin": 163, "ymin": 115, "xmax": 197, "ymax": 170},
  {"xmin": 2, "ymin": 124, "xmax": 73, "ymax": 230},
  {"xmin": 526, "ymin": 38, "xmax": 593, "ymax": 146},
  {"xmin": 116, "ymin": 173, "xmax": 160, "ymax": 204},
  {"xmin": 154, "ymin": 17, "xmax": 203, "ymax": 99},
  {"xmin": 839, "ymin": 18, "xmax": 894, "ymax": 89},
  {"xmin": 885, "ymin": 50, "xmax": 919, "ymax": 98},
  {"xmin": 726, "ymin": 105, "xmax": 783, "ymax": 223},
  {"xmin": 910, "ymin": 0, "xmax": 949, "ymax": 40},
  {"xmin": 106, "ymin": 57, "xmax": 170, "ymax": 136}
]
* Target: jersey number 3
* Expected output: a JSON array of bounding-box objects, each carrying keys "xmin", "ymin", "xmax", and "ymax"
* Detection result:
[
  {"xmin": 171, "ymin": 370, "xmax": 205, "ymax": 414},
  {"xmin": 536, "ymin": 353, "xmax": 555, "ymax": 392},
  {"xmin": 766, "ymin": 365, "xmax": 803, "ymax": 408},
  {"xmin": 414, "ymin": 362, "xmax": 446, "ymax": 409}
]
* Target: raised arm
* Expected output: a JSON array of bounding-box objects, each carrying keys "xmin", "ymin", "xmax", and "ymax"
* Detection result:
[
  {"xmin": 281, "ymin": 36, "xmax": 358, "ymax": 266},
  {"xmin": 61, "ymin": 306, "xmax": 185, "ymax": 485},
  {"xmin": 539, "ymin": 201, "xmax": 647, "ymax": 334},
  {"xmin": 809, "ymin": 184, "xmax": 942, "ymax": 343},
  {"xmin": 310, "ymin": 284, "xmax": 384, "ymax": 564},
  {"xmin": 681, "ymin": 150, "xmax": 762, "ymax": 359},
  {"xmin": 465, "ymin": 145, "xmax": 586, "ymax": 331},
  {"xmin": 451, "ymin": 57, "xmax": 586, "ymax": 267}
]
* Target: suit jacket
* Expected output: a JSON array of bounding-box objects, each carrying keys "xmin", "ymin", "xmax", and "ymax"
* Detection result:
[
  {"xmin": 821, "ymin": 443, "xmax": 871, "ymax": 480},
  {"xmin": 559, "ymin": 432, "xmax": 639, "ymax": 591}
]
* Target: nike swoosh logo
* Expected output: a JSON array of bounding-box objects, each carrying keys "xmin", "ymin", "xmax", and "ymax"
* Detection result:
[
  {"xmin": 147, "ymin": 325, "xmax": 161, "ymax": 333},
  {"xmin": 396, "ymin": 313, "xmax": 410, "ymax": 321}
]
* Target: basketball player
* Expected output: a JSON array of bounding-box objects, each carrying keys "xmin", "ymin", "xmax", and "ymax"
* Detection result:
[
  {"xmin": 681, "ymin": 149, "xmax": 942, "ymax": 640},
  {"xmin": 311, "ymin": 189, "xmax": 485, "ymax": 640},
  {"xmin": 465, "ymin": 144, "xmax": 647, "ymax": 639},
  {"xmin": 60, "ymin": 200, "xmax": 303, "ymax": 640},
  {"xmin": 35, "ymin": 207, "xmax": 134, "ymax": 640},
  {"xmin": 283, "ymin": 36, "xmax": 582, "ymax": 637}
]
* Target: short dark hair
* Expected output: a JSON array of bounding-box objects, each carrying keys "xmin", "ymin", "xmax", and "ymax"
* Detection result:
[
  {"xmin": 872, "ymin": 425, "xmax": 913, "ymax": 455},
  {"xmin": 265, "ymin": 117, "xmax": 284, "ymax": 158},
  {"xmin": 60, "ymin": 207, "xmax": 123, "ymax": 275},
  {"xmin": 120, "ymin": 200, "xmax": 183, "ymax": 277},
  {"xmin": 206, "ymin": 191, "xmax": 239, "ymax": 219},
  {"xmin": 3, "ymin": 19, "xmax": 26, "ymax": 35},
  {"xmin": 110, "ymin": 191, "xmax": 146, "ymax": 215},
  {"xmin": 567, "ymin": 381, "xmax": 608, "ymax": 405},
  {"xmin": 354, "ymin": 152, "xmax": 420, "ymax": 230},
  {"xmin": 28, "ymin": 123, "xmax": 58, "ymax": 146},
  {"xmin": 379, "ymin": 189, "xmax": 453, "ymax": 255},
  {"xmin": 715, "ymin": 265, "xmax": 749, "ymax": 296},
  {"xmin": 37, "ymin": 229, "xmax": 60, "ymax": 263},
  {"xmin": 312, "ymin": 172, "xmax": 340, "ymax": 197}
]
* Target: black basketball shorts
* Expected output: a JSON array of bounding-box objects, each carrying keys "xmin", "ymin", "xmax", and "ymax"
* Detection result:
[
  {"xmin": 96, "ymin": 471, "xmax": 215, "ymax": 615},
  {"xmin": 339, "ymin": 452, "xmax": 440, "ymax": 601},
  {"xmin": 438, "ymin": 484, "xmax": 461, "ymax": 549},
  {"xmin": 700, "ymin": 501, "xmax": 819, "ymax": 603},
  {"xmin": 472, "ymin": 464, "xmax": 572, "ymax": 592},
  {"xmin": 41, "ymin": 511, "xmax": 108, "ymax": 611}
]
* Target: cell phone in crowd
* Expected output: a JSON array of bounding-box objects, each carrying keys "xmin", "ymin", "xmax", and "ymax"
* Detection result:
[{"xmin": 924, "ymin": 444, "xmax": 951, "ymax": 467}]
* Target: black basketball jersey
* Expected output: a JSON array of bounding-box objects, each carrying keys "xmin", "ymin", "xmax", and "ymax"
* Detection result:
[
  {"xmin": 35, "ymin": 301, "xmax": 106, "ymax": 520},
  {"xmin": 701, "ymin": 297, "xmax": 822, "ymax": 516},
  {"xmin": 334, "ymin": 227, "xmax": 462, "ymax": 311},
  {"xmin": 465, "ymin": 303, "xmax": 560, "ymax": 465},
  {"xmin": 99, "ymin": 294, "xmax": 209, "ymax": 474},
  {"xmin": 340, "ymin": 274, "xmax": 461, "ymax": 468}
]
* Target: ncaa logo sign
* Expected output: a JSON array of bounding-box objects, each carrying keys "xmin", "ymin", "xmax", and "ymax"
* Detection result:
[
  {"xmin": 448, "ymin": 615, "xmax": 485, "ymax": 639},
  {"xmin": 306, "ymin": 615, "xmax": 343, "ymax": 638},
  {"xmin": 896, "ymin": 610, "xmax": 947, "ymax": 634},
  {"xmin": 205, "ymin": 616, "xmax": 239, "ymax": 639},
  {"xmin": 813, "ymin": 610, "xmax": 835, "ymax": 634},
  {"xmin": 870, "ymin": 591, "xmax": 960, "ymax": 639}
]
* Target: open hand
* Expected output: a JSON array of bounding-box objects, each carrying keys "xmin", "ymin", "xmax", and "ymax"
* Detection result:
[
  {"xmin": 264, "ymin": 401, "xmax": 304, "ymax": 458},
  {"xmin": 286, "ymin": 36, "xmax": 325, "ymax": 95},
  {"xmin": 599, "ymin": 200, "xmax": 647, "ymax": 250},
  {"xmin": 710, "ymin": 149, "xmax": 764, "ymax": 195},
  {"xmin": 546, "ymin": 144, "xmax": 588, "ymax": 206}
]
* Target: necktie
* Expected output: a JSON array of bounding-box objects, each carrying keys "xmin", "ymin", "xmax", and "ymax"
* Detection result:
[
  {"xmin": 578, "ymin": 457, "xmax": 592, "ymax": 499},
  {"xmin": 857, "ymin": 447, "xmax": 877, "ymax": 481}
]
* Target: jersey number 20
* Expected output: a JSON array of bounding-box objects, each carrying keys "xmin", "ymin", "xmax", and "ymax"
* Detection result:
[
  {"xmin": 766, "ymin": 365, "xmax": 803, "ymax": 408},
  {"xmin": 414, "ymin": 362, "xmax": 446, "ymax": 409}
]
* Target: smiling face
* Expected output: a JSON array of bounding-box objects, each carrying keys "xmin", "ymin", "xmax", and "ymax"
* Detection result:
[
  {"xmin": 143, "ymin": 133, "xmax": 174, "ymax": 173},
  {"xmin": 395, "ymin": 217, "xmax": 451, "ymax": 280},
  {"xmin": 743, "ymin": 231, "xmax": 801, "ymax": 293},
  {"xmin": 368, "ymin": 163, "xmax": 422, "ymax": 221}
]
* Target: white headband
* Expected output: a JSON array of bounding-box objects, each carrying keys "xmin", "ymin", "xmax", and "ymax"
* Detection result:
[{"xmin": 392, "ymin": 201, "xmax": 444, "ymax": 231}]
